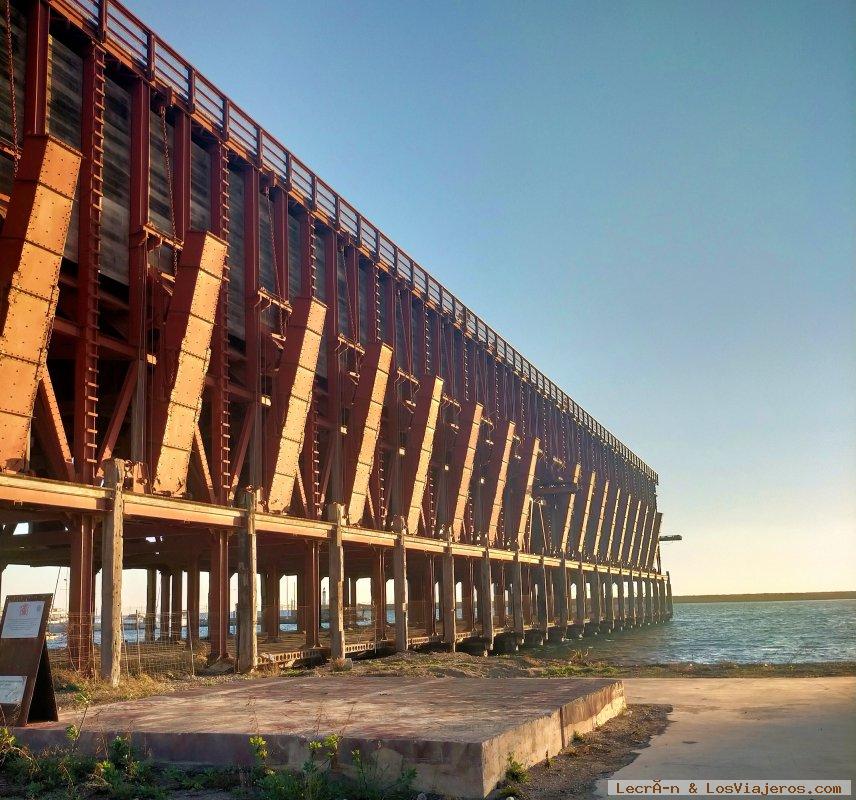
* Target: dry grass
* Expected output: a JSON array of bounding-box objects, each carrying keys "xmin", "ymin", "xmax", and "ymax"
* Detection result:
[
  {"xmin": 52, "ymin": 667, "xmax": 249, "ymax": 711},
  {"xmin": 51, "ymin": 642, "xmax": 856, "ymax": 712},
  {"xmin": 319, "ymin": 644, "xmax": 856, "ymax": 681},
  {"xmin": 508, "ymin": 704, "xmax": 672, "ymax": 799}
]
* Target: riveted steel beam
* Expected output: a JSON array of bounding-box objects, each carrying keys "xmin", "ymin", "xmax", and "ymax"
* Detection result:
[
  {"xmin": 0, "ymin": 135, "xmax": 81, "ymax": 472},
  {"xmin": 558, "ymin": 462, "xmax": 582, "ymax": 554},
  {"xmin": 637, "ymin": 503, "xmax": 657, "ymax": 568},
  {"xmin": 400, "ymin": 375, "xmax": 443, "ymax": 534},
  {"xmin": 574, "ymin": 470, "xmax": 597, "ymax": 556},
  {"xmin": 629, "ymin": 503, "xmax": 650, "ymax": 567},
  {"xmin": 608, "ymin": 492, "xmax": 632, "ymax": 563},
  {"xmin": 592, "ymin": 478, "xmax": 614, "ymax": 559},
  {"xmin": 505, "ymin": 436, "xmax": 540, "ymax": 552},
  {"xmin": 264, "ymin": 296, "xmax": 326, "ymax": 513},
  {"xmin": 446, "ymin": 400, "xmax": 482, "ymax": 541},
  {"xmin": 150, "ymin": 231, "xmax": 227, "ymax": 495},
  {"xmin": 598, "ymin": 484, "xmax": 620, "ymax": 562},
  {"xmin": 481, "ymin": 418, "xmax": 514, "ymax": 547},
  {"xmin": 644, "ymin": 511, "xmax": 663, "ymax": 570},
  {"xmin": 621, "ymin": 497, "xmax": 642, "ymax": 564},
  {"xmin": 343, "ymin": 341, "xmax": 393, "ymax": 525}
]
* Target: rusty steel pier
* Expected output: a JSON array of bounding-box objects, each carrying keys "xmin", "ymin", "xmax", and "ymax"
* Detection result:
[{"xmin": 0, "ymin": 0, "xmax": 672, "ymax": 680}]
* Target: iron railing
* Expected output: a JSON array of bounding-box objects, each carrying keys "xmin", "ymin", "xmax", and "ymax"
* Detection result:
[{"xmin": 49, "ymin": 0, "xmax": 657, "ymax": 483}]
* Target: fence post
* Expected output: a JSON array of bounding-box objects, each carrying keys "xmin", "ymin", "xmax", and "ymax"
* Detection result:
[
  {"xmin": 480, "ymin": 550, "xmax": 494, "ymax": 648},
  {"xmin": 327, "ymin": 504, "xmax": 345, "ymax": 661},
  {"xmin": 442, "ymin": 545, "xmax": 456, "ymax": 651},
  {"xmin": 393, "ymin": 529, "xmax": 408, "ymax": 652},
  {"xmin": 100, "ymin": 458, "xmax": 125, "ymax": 686},
  {"xmin": 135, "ymin": 612, "xmax": 142, "ymax": 675},
  {"xmin": 236, "ymin": 490, "xmax": 258, "ymax": 673},
  {"xmin": 187, "ymin": 610, "xmax": 195, "ymax": 676}
]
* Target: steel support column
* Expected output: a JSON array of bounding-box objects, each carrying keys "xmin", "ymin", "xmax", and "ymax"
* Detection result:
[
  {"xmin": 236, "ymin": 492, "xmax": 257, "ymax": 673},
  {"xmin": 0, "ymin": 135, "xmax": 81, "ymax": 470},
  {"xmin": 99, "ymin": 459, "xmax": 124, "ymax": 686},
  {"xmin": 393, "ymin": 533, "xmax": 408, "ymax": 652}
]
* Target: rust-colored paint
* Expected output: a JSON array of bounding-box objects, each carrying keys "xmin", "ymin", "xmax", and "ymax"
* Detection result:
[
  {"xmin": 482, "ymin": 418, "xmax": 515, "ymax": 546},
  {"xmin": 630, "ymin": 503, "xmax": 650, "ymax": 567},
  {"xmin": 264, "ymin": 297, "xmax": 326, "ymax": 513},
  {"xmin": 33, "ymin": 372, "xmax": 74, "ymax": 482},
  {"xmin": 505, "ymin": 436, "xmax": 540, "ymax": 551},
  {"xmin": 592, "ymin": 479, "xmax": 612, "ymax": 558},
  {"xmin": 0, "ymin": 0, "xmax": 668, "ymax": 665},
  {"xmin": 446, "ymin": 401, "xmax": 483, "ymax": 541},
  {"xmin": 610, "ymin": 491, "xmax": 632, "ymax": 563},
  {"xmin": 575, "ymin": 471, "xmax": 598, "ymax": 555},
  {"xmin": 401, "ymin": 375, "xmax": 443, "ymax": 534},
  {"xmin": 645, "ymin": 511, "xmax": 663, "ymax": 570},
  {"xmin": 344, "ymin": 341, "xmax": 393, "ymax": 525},
  {"xmin": 601, "ymin": 485, "xmax": 622, "ymax": 562},
  {"xmin": 150, "ymin": 232, "xmax": 227, "ymax": 495},
  {"xmin": 637, "ymin": 503, "xmax": 657, "ymax": 568},
  {"xmin": 621, "ymin": 498, "xmax": 642, "ymax": 564},
  {"xmin": 0, "ymin": 135, "xmax": 80, "ymax": 471},
  {"xmin": 558, "ymin": 462, "xmax": 582, "ymax": 554}
]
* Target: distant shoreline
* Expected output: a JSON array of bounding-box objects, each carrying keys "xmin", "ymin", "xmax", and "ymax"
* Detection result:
[{"xmin": 673, "ymin": 591, "xmax": 855, "ymax": 604}]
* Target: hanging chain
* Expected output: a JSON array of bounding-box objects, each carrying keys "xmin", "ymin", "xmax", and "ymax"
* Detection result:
[
  {"xmin": 159, "ymin": 106, "xmax": 178, "ymax": 272},
  {"xmin": 264, "ymin": 188, "xmax": 286, "ymax": 336},
  {"xmin": 5, "ymin": 0, "xmax": 17, "ymax": 173}
]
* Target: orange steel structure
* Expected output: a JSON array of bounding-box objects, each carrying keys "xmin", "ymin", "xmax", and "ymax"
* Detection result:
[{"xmin": 0, "ymin": 0, "xmax": 672, "ymax": 675}]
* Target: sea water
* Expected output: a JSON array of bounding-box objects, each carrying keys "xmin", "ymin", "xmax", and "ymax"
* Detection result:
[{"xmin": 566, "ymin": 599, "xmax": 856, "ymax": 664}]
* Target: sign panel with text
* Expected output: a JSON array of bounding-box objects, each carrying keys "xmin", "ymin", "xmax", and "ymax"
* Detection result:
[{"xmin": 0, "ymin": 594, "xmax": 57, "ymax": 727}]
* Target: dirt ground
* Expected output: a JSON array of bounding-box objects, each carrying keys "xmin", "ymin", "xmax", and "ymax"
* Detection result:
[
  {"xmin": 0, "ymin": 703, "xmax": 671, "ymax": 800},
  {"xmin": 500, "ymin": 704, "xmax": 672, "ymax": 799},
  {"xmin": 52, "ymin": 643, "xmax": 856, "ymax": 712},
  {"xmin": 325, "ymin": 644, "xmax": 856, "ymax": 680}
]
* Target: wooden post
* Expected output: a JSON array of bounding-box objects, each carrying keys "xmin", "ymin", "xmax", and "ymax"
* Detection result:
[
  {"xmin": 187, "ymin": 558, "xmax": 200, "ymax": 647},
  {"xmin": 616, "ymin": 575, "xmax": 625, "ymax": 627},
  {"xmin": 145, "ymin": 568, "xmax": 156, "ymax": 640},
  {"xmin": 603, "ymin": 573, "xmax": 614, "ymax": 632},
  {"xmin": 461, "ymin": 560, "xmax": 474, "ymax": 632},
  {"xmin": 442, "ymin": 547, "xmax": 456, "ymax": 650},
  {"xmin": 100, "ymin": 458, "xmax": 124, "ymax": 686},
  {"xmin": 236, "ymin": 492, "xmax": 257, "ymax": 673},
  {"xmin": 625, "ymin": 573, "xmax": 635, "ymax": 626},
  {"xmin": 666, "ymin": 572, "xmax": 674, "ymax": 619},
  {"xmin": 511, "ymin": 556, "xmax": 524, "ymax": 637},
  {"xmin": 159, "ymin": 569, "xmax": 171, "ymax": 640},
  {"xmin": 170, "ymin": 570, "xmax": 183, "ymax": 640},
  {"xmin": 574, "ymin": 566, "xmax": 586, "ymax": 630},
  {"xmin": 642, "ymin": 578, "xmax": 653, "ymax": 625},
  {"xmin": 536, "ymin": 559, "xmax": 549, "ymax": 631},
  {"xmin": 590, "ymin": 571, "xmax": 602, "ymax": 630},
  {"xmin": 263, "ymin": 571, "xmax": 280, "ymax": 641},
  {"xmin": 556, "ymin": 560, "xmax": 569, "ymax": 633},
  {"xmin": 393, "ymin": 533, "xmax": 408, "ymax": 652},
  {"xmin": 305, "ymin": 542, "xmax": 321, "ymax": 648},
  {"xmin": 480, "ymin": 551, "xmax": 494, "ymax": 646},
  {"xmin": 372, "ymin": 549, "xmax": 385, "ymax": 640},
  {"xmin": 328, "ymin": 505, "xmax": 345, "ymax": 660}
]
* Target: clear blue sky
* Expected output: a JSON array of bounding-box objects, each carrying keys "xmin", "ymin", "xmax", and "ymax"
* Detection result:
[{"xmin": 5, "ymin": 0, "xmax": 854, "ymax": 602}]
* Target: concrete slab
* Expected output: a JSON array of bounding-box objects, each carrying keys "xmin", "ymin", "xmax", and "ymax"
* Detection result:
[
  {"xmin": 595, "ymin": 677, "xmax": 856, "ymax": 796},
  {"xmin": 15, "ymin": 676, "xmax": 625, "ymax": 798}
]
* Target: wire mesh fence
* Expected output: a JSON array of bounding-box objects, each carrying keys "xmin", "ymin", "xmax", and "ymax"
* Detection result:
[
  {"xmin": 406, "ymin": 600, "xmax": 438, "ymax": 638},
  {"xmin": 48, "ymin": 611, "xmax": 200, "ymax": 679}
]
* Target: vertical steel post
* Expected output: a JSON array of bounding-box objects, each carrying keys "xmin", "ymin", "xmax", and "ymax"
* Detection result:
[
  {"xmin": 236, "ymin": 492, "xmax": 257, "ymax": 673},
  {"xmin": 393, "ymin": 533, "xmax": 408, "ymax": 652},
  {"xmin": 100, "ymin": 458, "xmax": 124, "ymax": 686}
]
